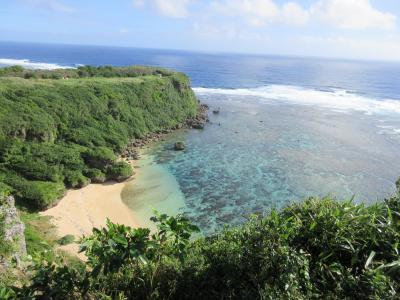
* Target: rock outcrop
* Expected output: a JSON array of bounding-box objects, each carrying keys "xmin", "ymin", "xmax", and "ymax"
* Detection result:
[
  {"xmin": 186, "ymin": 104, "xmax": 209, "ymax": 130},
  {"xmin": 0, "ymin": 195, "xmax": 26, "ymax": 273},
  {"xmin": 121, "ymin": 103, "xmax": 209, "ymax": 160}
]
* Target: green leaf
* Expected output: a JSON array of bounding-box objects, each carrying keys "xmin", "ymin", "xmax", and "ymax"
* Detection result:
[{"xmin": 365, "ymin": 251, "xmax": 376, "ymax": 269}]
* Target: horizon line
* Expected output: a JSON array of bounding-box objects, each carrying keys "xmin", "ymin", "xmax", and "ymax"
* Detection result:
[{"xmin": 1, "ymin": 40, "xmax": 400, "ymax": 65}]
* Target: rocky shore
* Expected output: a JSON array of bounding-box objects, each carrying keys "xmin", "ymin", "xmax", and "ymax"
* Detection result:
[{"xmin": 121, "ymin": 103, "xmax": 209, "ymax": 160}]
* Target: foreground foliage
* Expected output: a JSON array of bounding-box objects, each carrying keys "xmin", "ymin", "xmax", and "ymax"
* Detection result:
[
  {"xmin": 0, "ymin": 66, "xmax": 198, "ymax": 210},
  {"xmin": 7, "ymin": 185, "xmax": 400, "ymax": 299}
]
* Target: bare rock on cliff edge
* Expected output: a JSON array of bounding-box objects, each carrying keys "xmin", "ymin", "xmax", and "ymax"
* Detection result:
[{"xmin": 0, "ymin": 195, "xmax": 27, "ymax": 273}]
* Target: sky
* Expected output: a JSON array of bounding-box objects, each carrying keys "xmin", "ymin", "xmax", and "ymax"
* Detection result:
[{"xmin": 1, "ymin": 0, "xmax": 400, "ymax": 61}]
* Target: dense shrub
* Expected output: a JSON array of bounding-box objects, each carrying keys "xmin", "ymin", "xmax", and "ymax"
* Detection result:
[
  {"xmin": 83, "ymin": 168, "xmax": 106, "ymax": 184},
  {"xmin": 82, "ymin": 147, "xmax": 115, "ymax": 170},
  {"xmin": 0, "ymin": 65, "xmax": 173, "ymax": 80},
  {"xmin": 64, "ymin": 171, "xmax": 90, "ymax": 189},
  {"xmin": 8, "ymin": 178, "xmax": 65, "ymax": 209},
  {"xmin": 107, "ymin": 161, "xmax": 133, "ymax": 182},
  {"xmin": 0, "ymin": 182, "xmax": 11, "ymax": 197},
  {"xmin": 0, "ymin": 66, "xmax": 198, "ymax": 210},
  {"xmin": 11, "ymin": 193, "xmax": 400, "ymax": 299}
]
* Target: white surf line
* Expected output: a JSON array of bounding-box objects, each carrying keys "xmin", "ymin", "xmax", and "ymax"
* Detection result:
[
  {"xmin": 194, "ymin": 85, "xmax": 400, "ymax": 116},
  {"xmin": 0, "ymin": 58, "xmax": 75, "ymax": 70}
]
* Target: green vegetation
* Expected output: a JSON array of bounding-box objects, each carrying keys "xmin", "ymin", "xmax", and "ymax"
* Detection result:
[
  {"xmin": 57, "ymin": 235, "xmax": 75, "ymax": 246},
  {"xmin": 0, "ymin": 65, "xmax": 175, "ymax": 80},
  {"xmin": 6, "ymin": 184, "xmax": 400, "ymax": 299},
  {"xmin": 20, "ymin": 212, "xmax": 57, "ymax": 258},
  {"xmin": 0, "ymin": 197, "xmax": 13, "ymax": 259},
  {"xmin": 0, "ymin": 65, "xmax": 198, "ymax": 210},
  {"xmin": 107, "ymin": 161, "xmax": 134, "ymax": 182},
  {"xmin": 1, "ymin": 64, "xmax": 399, "ymax": 298}
]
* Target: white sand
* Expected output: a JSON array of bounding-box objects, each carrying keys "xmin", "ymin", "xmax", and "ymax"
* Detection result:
[
  {"xmin": 41, "ymin": 177, "xmax": 138, "ymax": 256},
  {"xmin": 41, "ymin": 153, "xmax": 186, "ymax": 257}
]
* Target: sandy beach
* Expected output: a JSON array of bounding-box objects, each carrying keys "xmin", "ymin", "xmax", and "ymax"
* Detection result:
[
  {"xmin": 40, "ymin": 151, "xmax": 187, "ymax": 256},
  {"xmin": 41, "ymin": 172, "xmax": 139, "ymax": 255}
]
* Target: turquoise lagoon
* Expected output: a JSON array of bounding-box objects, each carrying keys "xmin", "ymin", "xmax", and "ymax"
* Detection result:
[{"xmin": 122, "ymin": 87, "xmax": 400, "ymax": 234}]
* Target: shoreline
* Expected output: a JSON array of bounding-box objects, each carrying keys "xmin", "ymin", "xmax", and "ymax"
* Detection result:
[
  {"xmin": 40, "ymin": 167, "xmax": 139, "ymax": 256},
  {"xmin": 40, "ymin": 104, "xmax": 209, "ymax": 257}
]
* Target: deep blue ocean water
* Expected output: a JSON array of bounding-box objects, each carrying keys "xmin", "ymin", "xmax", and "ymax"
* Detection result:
[
  {"xmin": 1, "ymin": 41, "xmax": 400, "ymax": 99},
  {"xmin": 1, "ymin": 41, "xmax": 400, "ymax": 232}
]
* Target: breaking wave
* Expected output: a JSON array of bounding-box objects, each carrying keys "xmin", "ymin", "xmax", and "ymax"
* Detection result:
[
  {"xmin": 193, "ymin": 85, "xmax": 400, "ymax": 115},
  {"xmin": 0, "ymin": 58, "xmax": 75, "ymax": 70}
]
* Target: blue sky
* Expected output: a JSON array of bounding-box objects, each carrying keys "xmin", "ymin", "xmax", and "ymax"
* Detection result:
[{"xmin": 1, "ymin": 0, "xmax": 400, "ymax": 61}]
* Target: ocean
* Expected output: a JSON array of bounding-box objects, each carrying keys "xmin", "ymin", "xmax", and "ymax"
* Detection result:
[{"xmin": 1, "ymin": 41, "xmax": 400, "ymax": 233}]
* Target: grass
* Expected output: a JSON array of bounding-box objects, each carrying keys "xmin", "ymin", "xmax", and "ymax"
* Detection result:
[{"xmin": 20, "ymin": 212, "xmax": 57, "ymax": 258}]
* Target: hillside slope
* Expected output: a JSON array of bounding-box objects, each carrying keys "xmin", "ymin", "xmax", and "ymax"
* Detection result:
[{"xmin": 0, "ymin": 66, "xmax": 199, "ymax": 209}]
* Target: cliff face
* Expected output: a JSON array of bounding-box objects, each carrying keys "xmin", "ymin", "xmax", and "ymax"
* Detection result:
[
  {"xmin": 0, "ymin": 67, "xmax": 199, "ymax": 211},
  {"xmin": 0, "ymin": 195, "xmax": 26, "ymax": 273}
]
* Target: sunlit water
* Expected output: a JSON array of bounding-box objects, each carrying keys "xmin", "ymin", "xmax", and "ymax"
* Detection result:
[{"xmin": 1, "ymin": 42, "xmax": 400, "ymax": 233}]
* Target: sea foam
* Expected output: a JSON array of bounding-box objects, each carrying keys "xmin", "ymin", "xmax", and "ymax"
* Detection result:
[
  {"xmin": 0, "ymin": 58, "xmax": 75, "ymax": 70},
  {"xmin": 193, "ymin": 85, "xmax": 400, "ymax": 116}
]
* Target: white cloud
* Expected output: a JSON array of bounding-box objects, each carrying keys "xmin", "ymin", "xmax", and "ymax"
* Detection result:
[
  {"xmin": 119, "ymin": 28, "xmax": 130, "ymax": 34},
  {"xmin": 210, "ymin": 0, "xmax": 280, "ymax": 26},
  {"xmin": 154, "ymin": 0, "xmax": 192, "ymax": 18},
  {"xmin": 23, "ymin": 0, "xmax": 75, "ymax": 13},
  {"xmin": 282, "ymin": 2, "xmax": 309, "ymax": 26},
  {"xmin": 133, "ymin": 0, "xmax": 397, "ymax": 31},
  {"xmin": 208, "ymin": 0, "xmax": 395, "ymax": 30},
  {"xmin": 133, "ymin": 0, "xmax": 192, "ymax": 18},
  {"xmin": 132, "ymin": 0, "xmax": 145, "ymax": 7},
  {"xmin": 193, "ymin": 21, "xmax": 270, "ymax": 41},
  {"xmin": 208, "ymin": 0, "xmax": 311, "ymax": 27},
  {"xmin": 311, "ymin": 0, "xmax": 396, "ymax": 30}
]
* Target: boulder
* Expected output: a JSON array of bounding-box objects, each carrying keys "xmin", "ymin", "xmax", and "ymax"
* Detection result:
[
  {"xmin": 174, "ymin": 141, "xmax": 186, "ymax": 151},
  {"xmin": 192, "ymin": 122, "xmax": 204, "ymax": 130}
]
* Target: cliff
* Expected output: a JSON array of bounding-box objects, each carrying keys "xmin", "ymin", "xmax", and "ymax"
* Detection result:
[{"xmin": 0, "ymin": 66, "xmax": 199, "ymax": 210}]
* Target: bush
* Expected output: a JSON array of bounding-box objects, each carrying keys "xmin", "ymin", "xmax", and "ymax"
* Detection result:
[
  {"xmin": 82, "ymin": 147, "xmax": 116, "ymax": 170},
  {"xmin": 83, "ymin": 169, "xmax": 106, "ymax": 184},
  {"xmin": 0, "ymin": 182, "xmax": 11, "ymax": 197},
  {"xmin": 64, "ymin": 171, "xmax": 90, "ymax": 188},
  {"xmin": 107, "ymin": 162, "xmax": 133, "ymax": 182},
  {"xmin": 13, "ymin": 195, "xmax": 400, "ymax": 299},
  {"xmin": 16, "ymin": 180, "xmax": 65, "ymax": 210},
  {"xmin": 58, "ymin": 234, "xmax": 75, "ymax": 246}
]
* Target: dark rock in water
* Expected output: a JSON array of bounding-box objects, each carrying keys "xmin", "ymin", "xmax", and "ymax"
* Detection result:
[
  {"xmin": 192, "ymin": 122, "xmax": 204, "ymax": 130},
  {"xmin": 213, "ymin": 107, "xmax": 220, "ymax": 114},
  {"xmin": 174, "ymin": 141, "xmax": 186, "ymax": 151}
]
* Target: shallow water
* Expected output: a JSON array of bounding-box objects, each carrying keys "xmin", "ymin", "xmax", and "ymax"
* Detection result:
[
  {"xmin": 121, "ymin": 154, "xmax": 186, "ymax": 230},
  {"xmin": 122, "ymin": 92, "xmax": 400, "ymax": 234}
]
